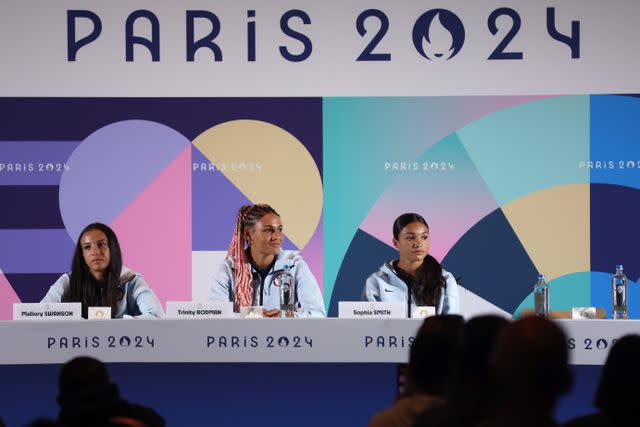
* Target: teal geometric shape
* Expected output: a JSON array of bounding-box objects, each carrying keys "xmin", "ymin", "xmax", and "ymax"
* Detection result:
[
  {"xmin": 457, "ymin": 96, "xmax": 590, "ymax": 206},
  {"xmin": 513, "ymin": 272, "xmax": 591, "ymax": 318}
]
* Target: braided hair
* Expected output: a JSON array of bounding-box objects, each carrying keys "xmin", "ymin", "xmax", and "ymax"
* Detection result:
[{"xmin": 227, "ymin": 204, "xmax": 279, "ymax": 309}]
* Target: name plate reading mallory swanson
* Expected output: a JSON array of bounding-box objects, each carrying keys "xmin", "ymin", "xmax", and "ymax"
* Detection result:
[
  {"xmin": 13, "ymin": 303, "xmax": 81, "ymax": 320},
  {"xmin": 338, "ymin": 302, "xmax": 406, "ymax": 319},
  {"xmin": 166, "ymin": 301, "xmax": 234, "ymax": 319}
]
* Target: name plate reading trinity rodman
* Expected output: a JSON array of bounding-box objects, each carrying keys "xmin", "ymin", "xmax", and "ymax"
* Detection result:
[
  {"xmin": 166, "ymin": 301, "xmax": 234, "ymax": 319},
  {"xmin": 13, "ymin": 303, "xmax": 82, "ymax": 320}
]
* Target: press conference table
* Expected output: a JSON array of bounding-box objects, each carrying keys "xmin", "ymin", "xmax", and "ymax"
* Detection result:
[{"xmin": 1, "ymin": 318, "xmax": 638, "ymax": 365}]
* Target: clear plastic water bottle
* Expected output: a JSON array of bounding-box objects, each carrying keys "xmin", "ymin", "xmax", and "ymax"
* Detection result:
[
  {"xmin": 612, "ymin": 265, "xmax": 628, "ymax": 319},
  {"xmin": 534, "ymin": 274, "xmax": 549, "ymax": 317},
  {"xmin": 279, "ymin": 265, "xmax": 295, "ymax": 318}
]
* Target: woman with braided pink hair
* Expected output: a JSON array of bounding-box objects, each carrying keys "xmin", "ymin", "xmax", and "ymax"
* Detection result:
[{"xmin": 210, "ymin": 204, "xmax": 326, "ymax": 317}]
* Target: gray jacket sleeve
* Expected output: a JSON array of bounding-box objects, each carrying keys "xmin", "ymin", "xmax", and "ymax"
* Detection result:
[
  {"xmin": 440, "ymin": 271, "xmax": 460, "ymax": 315},
  {"xmin": 362, "ymin": 274, "xmax": 381, "ymax": 302},
  {"xmin": 293, "ymin": 259, "xmax": 326, "ymax": 318},
  {"xmin": 210, "ymin": 261, "xmax": 234, "ymax": 303},
  {"xmin": 128, "ymin": 275, "xmax": 164, "ymax": 319},
  {"xmin": 41, "ymin": 274, "xmax": 70, "ymax": 303}
]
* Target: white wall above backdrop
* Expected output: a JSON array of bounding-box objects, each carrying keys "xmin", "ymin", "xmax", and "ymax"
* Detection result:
[{"xmin": 1, "ymin": 0, "xmax": 639, "ymax": 96}]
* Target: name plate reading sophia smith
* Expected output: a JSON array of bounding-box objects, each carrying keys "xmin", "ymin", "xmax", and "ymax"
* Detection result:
[
  {"xmin": 13, "ymin": 303, "xmax": 81, "ymax": 320},
  {"xmin": 338, "ymin": 301, "xmax": 406, "ymax": 319}
]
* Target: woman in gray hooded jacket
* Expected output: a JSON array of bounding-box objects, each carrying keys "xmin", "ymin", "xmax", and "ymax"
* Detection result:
[{"xmin": 363, "ymin": 213, "xmax": 459, "ymax": 317}]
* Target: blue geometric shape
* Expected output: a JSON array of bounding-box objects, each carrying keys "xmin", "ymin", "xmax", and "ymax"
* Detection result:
[
  {"xmin": 328, "ymin": 228, "xmax": 397, "ymax": 317},
  {"xmin": 0, "ymin": 186, "xmax": 64, "ymax": 229},
  {"xmin": 442, "ymin": 208, "xmax": 538, "ymax": 314},
  {"xmin": 591, "ymin": 95, "xmax": 640, "ymax": 190},
  {"xmin": 590, "ymin": 184, "xmax": 640, "ymax": 282},
  {"xmin": 5, "ymin": 273, "xmax": 65, "ymax": 303},
  {"xmin": 590, "ymin": 271, "xmax": 639, "ymax": 319}
]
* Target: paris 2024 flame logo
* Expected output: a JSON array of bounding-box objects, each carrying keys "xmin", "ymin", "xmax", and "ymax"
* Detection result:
[{"xmin": 412, "ymin": 9, "xmax": 465, "ymax": 61}]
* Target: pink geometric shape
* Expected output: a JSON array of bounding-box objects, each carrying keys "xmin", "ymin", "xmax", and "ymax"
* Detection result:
[
  {"xmin": 297, "ymin": 218, "xmax": 324, "ymax": 294},
  {"xmin": 110, "ymin": 146, "xmax": 192, "ymax": 307},
  {"xmin": 0, "ymin": 269, "xmax": 20, "ymax": 320}
]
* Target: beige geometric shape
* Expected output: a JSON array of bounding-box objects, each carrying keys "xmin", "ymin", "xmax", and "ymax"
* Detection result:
[
  {"xmin": 193, "ymin": 120, "xmax": 322, "ymax": 248},
  {"xmin": 501, "ymin": 183, "xmax": 590, "ymax": 281}
]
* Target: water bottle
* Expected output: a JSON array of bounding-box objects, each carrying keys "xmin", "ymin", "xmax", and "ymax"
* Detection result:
[
  {"xmin": 533, "ymin": 274, "xmax": 549, "ymax": 317},
  {"xmin": 279, "ymin": 265, "xmax": 295, "ymax": 318},
  {"xmin": 612, "ymin": 265, "xmax": 628, "ymax": 319}
]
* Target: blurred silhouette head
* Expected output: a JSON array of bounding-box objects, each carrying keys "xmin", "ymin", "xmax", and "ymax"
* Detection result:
[
  {"xmin": 491, "ymin": 317, "xmax": 572, "ymax": 401},
  {"xmin": 409, "ymin": 315, "xmax": 464, "ymax": 395},
  {"xmin": 595, "ymin": 334, "xmax": 640, "ymax": 420},
  {"xmin": 456, "ymin": 314, "xmax": 508, "ymax": 384}
]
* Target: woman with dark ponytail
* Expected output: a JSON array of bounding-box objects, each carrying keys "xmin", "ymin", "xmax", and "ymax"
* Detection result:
[
  {"xmin": 41, "ymin": 223, "xmax": 163, "ymax": 319},
  {"xmin": 362, "ymin": 213, "xmax": 459, "ymax": 316},
  {"xmin": 210, "ymin": 204, "xmax": 325, "ymax": 317}
]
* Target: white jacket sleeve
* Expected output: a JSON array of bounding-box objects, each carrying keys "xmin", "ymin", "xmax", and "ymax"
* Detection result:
[
  {"xmin": 440, "ymin": 272, "xmax": 460, "ymax": 315},
  {"xmin": 210, "ymin": 262, "xmax": 234, "ymax": 303},
  {"xmin": 362, "ymin": 274, "xmax": 381, "ymax": 302},
  {"xmin": 40, "ymin": 274, "xmax": 70, "ymax": 303},
  {"xmin": 129, "ymin": 276, "xmax": 164, "ymax": 319},
  {"xmin": 293, "ymin": 259, "xmax": 326, "ymax": 318}
]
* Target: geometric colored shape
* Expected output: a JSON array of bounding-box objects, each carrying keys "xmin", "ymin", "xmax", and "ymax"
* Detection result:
[
  {"xmin": 0, "ymin": 186, "xmax": 64, "ymax": 228},
  {"xmin": 323, "ymin": 95, "xmax": 546, "ymax": 304},
  {"xmin": 110, "ymin": 145, "xmax": 192, "ymax": 306},
  {"xmin": 360, "ymin": 132, "xmax": 499, "ymax": 261},
  {"xmin": 59, "ymin": 120, "xmax": 191, "ymax": 242},
  {"xmin": 297, "ymin": 217, "xmax": 324, "ymax": 295},
  {"xmin": 513, "ymin": 272, "xmax": 592, "ymax": 318},
  {"xmin": 442, "ymin": 208, "xmax": 539, "ymax": 314},
  {"xmin": 458, "ymin": 286, "xmax": 512, "ymax": 319},
  {"xmin": 329, "ymin": 228, "xmax": 397, "ymax": 317},
  {"xmin": 501, "ymin": 184, "xmax": 590, "ymax": 281},
  {"xmin": 0, "ymin": 141, "xmax": 79, "ymax": 185},
  {"xmin": 0, "ymin": 269, "xmax": 20, "ymax": 320},
  {"xmin": 0, "ymin": 229, "xmax": 74, "ymax": 273},
  {"xmin": 590, "ymin": 271, "xmax": 640, "ymax": 319},
  {"xmin": 457, "ymin": 96, "xmax": 590, "ymax": 205},
  {"xmin": 3, "ymin": 273, "xmax": 64, "ymax": 304},
  {"xmin": 191, "ymin": 145, "xmax": 254, "ymax": 250},
  {"xmin": 193, "ymin": 120, "xmax": 323, "ymax": 250},
  {"xmin": 590, "ymin": 184, "xmax": 640, "ymax": 282},
  {"xmin": 192, "ymin": 251, "xmax": 227, "ymax": 302},
  {"xmin": 590, "ymin": 95, "xmax": 640, "ymax": 190}
]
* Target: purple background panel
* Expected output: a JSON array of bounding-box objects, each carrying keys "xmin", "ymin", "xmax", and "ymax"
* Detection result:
[
  {"xmin": 0, "ymin": 98, "xmax": 322, "ymax": 173},
  {"xmin": 0, "ymin": 229, "xmax": 74, "ymax": 274},
  {"xmin": 0, "ymin": 141, "xmax": 79, "ymax": 185},
  {"xmin": 0, "ymin": 186, "xmax": 64, "ymax": 229},
  {"xmin": 59, "ymin": 120, "xmax": 191, "ymax": 241}
]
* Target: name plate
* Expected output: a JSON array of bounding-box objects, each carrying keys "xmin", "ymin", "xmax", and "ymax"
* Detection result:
[
  {"xmin": 88, "ymin": 306, "xmax": 112, "ymax": 320},
  {"xmin": 572, "ymin": 307, "xmax": 597, "ymax": 319},
  {"xmin": 13, "ymin": 303, "xmax": 81, "ymax": 320},
  {"xmin": 412, "ymin": 306, "xmax": 436, "ymax": 319},
  {"xmin": 338, "ymin": 302, "xmax": 406, "ymax": 319},
  {"xmin": 166, "ymin": 301, "xmax": 234, "ymax": 319}
]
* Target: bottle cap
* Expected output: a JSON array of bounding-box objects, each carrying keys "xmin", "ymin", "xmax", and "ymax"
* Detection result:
[
  {"xmin": 616, "ymin": 264, "xmax": 624, "ymax": 270},
  {"xmin": 537, "ymin": 273, "xmax": 545, "ymax": 280}
]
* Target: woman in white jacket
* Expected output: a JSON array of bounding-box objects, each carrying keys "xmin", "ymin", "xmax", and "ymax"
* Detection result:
[
  {"xmin": 210, "ymin": 204, "xmax": 325, "ymax": 318},
  {"xmin": 363, "ymin": 213, "xmax": 459, "ymax": 317},
  {"xmin": 41, "ymin": 223, "xmax": 163, "ymax": 319}
]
